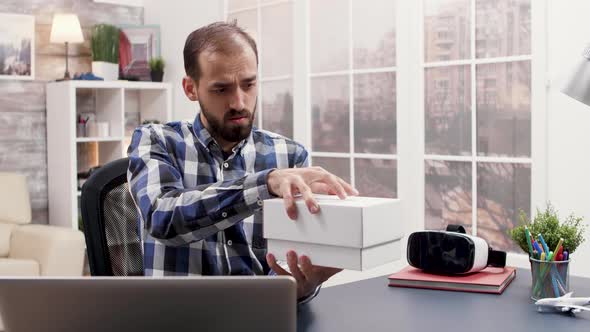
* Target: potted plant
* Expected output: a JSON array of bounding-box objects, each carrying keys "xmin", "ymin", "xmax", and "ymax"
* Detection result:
[
  {"xmin": 509, "ymin": 203, "xmax": 586, "ymax": 256},
  {"xmin": 148, "ymin": 57, "xmax": 165, "ymax": 82},
  {"xmin": 509, "ymin": 203, "xmax": 586, "ymax": 299},
  {"xmin": 91, "ymin": 24, "xmax": 120, "ymax": 81}
]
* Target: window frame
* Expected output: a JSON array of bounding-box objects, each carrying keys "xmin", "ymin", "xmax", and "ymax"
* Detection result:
[
  {"xmin": 225, "ymin": 0, "xmax": 548, "ymax": 257},
  {"xmin": 410, "ymin": 0, "xmax": 547, "ymax": 250}
]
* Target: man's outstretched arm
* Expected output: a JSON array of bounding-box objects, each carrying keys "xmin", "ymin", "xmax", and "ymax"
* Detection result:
[{"xmin": 127, "ymin": 125, "xmax": 273, "ymax": 246}]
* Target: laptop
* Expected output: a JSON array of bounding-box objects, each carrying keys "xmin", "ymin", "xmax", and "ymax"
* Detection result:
[{"xmin": 0, "ymin": 276, "xmax": 296, "ymax": 332}]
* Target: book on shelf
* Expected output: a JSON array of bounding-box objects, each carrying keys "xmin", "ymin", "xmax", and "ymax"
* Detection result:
[{"xmin": 388, "ymin": 266, "xmax": 516, "ymax": 294}]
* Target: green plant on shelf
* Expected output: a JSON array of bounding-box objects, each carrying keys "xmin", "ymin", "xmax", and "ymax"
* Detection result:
[
  {"xmin": 148, "ymin": 57, "xmax": 165, "ymax": 72},
  {"xmin": 509, "ymin": 203, "xmax": 586, "ymax": 255},
  {"xmin": 91, "ymin": 24, "xmax": 120, "ymax": 64}
]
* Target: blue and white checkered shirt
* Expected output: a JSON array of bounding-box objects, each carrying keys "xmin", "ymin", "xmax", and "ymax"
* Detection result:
[{"xmin": 127, "ymin": 114, "xmax": 308, "ymax": 278}]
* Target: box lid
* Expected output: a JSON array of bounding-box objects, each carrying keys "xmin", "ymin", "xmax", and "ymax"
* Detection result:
[{"xmin": 263, "ymin": 195, "xmax": 403, "ymax": 248}]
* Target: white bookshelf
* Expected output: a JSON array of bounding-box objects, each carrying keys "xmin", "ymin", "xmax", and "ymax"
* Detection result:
[{"xmin": 46, "ymin": 80, "xmax": 172, "ymax": 229}]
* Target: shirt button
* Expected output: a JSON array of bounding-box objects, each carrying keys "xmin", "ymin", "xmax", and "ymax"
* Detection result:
[
  {"xmin": 227, "ymin": 240, "xmax": 233, "ymax": 246},
  {"xmin": 257, "ymin": 200, "xmax": 263, "ymax": 207},
  {"xmin": 223, "ymin": 162, "xmax": 229, "ymax": 168},
  {"xmin": 221, "ymin": 212, "xmax": 228, "ymax": 218}
]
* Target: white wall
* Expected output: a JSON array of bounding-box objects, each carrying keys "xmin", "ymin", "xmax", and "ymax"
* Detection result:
[
  {"xmin": 547, "ymin": 0, "xmax": 590, "ymax": 277},
  {"xmin": 143, "ymin": 0, "xmax": 223, "ymax": 121}
]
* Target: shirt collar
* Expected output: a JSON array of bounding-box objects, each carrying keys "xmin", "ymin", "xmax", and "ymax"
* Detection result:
[
  {"xmin": 192, "ymin": 112, "xmax": 215, "ymax": 149},
  {"xmin": 192, "ymin": 112, "xmax": 252, "ymax": 157}
]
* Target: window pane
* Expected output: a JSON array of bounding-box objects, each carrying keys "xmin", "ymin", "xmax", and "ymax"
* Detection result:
[
  {"xmin": 425, "ymin": 65, "xmax": 471, "ymax": 155},
  {"xmin": 261, "ymin": 80, "xmax": 293, "ymax": 138},
  {"xmin": 425, "ymin": 160, "xmax": 472, "ymax": 232},
  {"xmin": 312, "ymin": 157, "xmax": 351, "ymax": 183},
  {"xmin": 354, "ymin": 159, "xmax": 397, "ymax": 198},
  {"xmin": 310, "ymin": 0, "xmax": 349, "ymax": 73},
  {"xmin": 424, "ymin": 0, "xmax": 471, "ymax": 62},
  {"xmin": 227, "ymin": 10, "xmax": 258, "ymax": 44},
  {"xmin": 261, "ymin": 3, "xmax": 293, "ymax": 77},
  {"xmin": 228, "ymin": 0, "xmax": 258, "ymax": 12},
  {"xmin": 477, "ymin": 162, "xmax": 531, "ymax": 252},
  {"xmin": 352, "ymin": 0, "xmax": 396, "ymax": 69},
  {"xmin": 475, "ymin": 0, "xmax": 531, "ymax": 58},
  {"xmin": 354, "ymin": 72, "xmax": 396, "ymax": 154},
  {"xmin": 476, "ymin": 61, "xmax": 531, "ymax": 157},
  {"xmin": 311, "ymin": 76, "xmax": 350, "ymax": 153}
]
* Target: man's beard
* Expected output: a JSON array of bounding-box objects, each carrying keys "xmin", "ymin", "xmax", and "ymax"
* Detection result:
[{"xmin": 199, "ymin": 101, "xmax": 256, "ymax": 143}]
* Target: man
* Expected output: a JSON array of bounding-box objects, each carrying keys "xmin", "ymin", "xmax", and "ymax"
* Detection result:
[{"xmin": 127, "ymin": 21, "xmax": 358, "ymax": 304}]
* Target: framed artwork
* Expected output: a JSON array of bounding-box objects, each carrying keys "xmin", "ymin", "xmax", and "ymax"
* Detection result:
[
  {"xmin": 0, "ymin": 13, "xmax": 35, "ymax": 80},
  {"xmin": 119, "ymin": 25, "xmax": 161, "ymax": 81}
]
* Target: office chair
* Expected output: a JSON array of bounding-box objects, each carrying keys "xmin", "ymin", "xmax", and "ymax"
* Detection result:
[{"xmin": 80, "ymin": 157, "xmax": 144, "ymax": 276}]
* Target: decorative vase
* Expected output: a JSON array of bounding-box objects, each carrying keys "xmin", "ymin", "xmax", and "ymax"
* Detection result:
[
  {"xmin": 92, "ymin": 61, "xmax": 119, "ymax": 81},
  {"xmin": 150, "ymin": 70, "xmax": 164, "ymax": 82}
]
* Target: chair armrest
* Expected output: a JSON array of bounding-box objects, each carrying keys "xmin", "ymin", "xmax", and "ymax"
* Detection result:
[{"xmin": 10, "ymin": 225, "xmax": 86, "ymax": 276}]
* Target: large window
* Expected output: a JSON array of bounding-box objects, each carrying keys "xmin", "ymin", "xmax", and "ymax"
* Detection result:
[
  {"xmin": 226, "ymin": 0, "xmax": 544, "ymax": 253},
  {"xmin": 423, "ymin": 0, "xmax": 532, "ymax": 251}
]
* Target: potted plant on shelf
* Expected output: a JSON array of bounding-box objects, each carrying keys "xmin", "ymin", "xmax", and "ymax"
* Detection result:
[
  {"xmin": 148, "ymin": 57, "xmax": 165, "ymax": 82},
  {"xmin": 91, "ymin": 24, "xmax": 120, "ymax": 81}
]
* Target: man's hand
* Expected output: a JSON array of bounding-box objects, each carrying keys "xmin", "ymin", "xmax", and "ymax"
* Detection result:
[
  {"xmin": 267, "ymin": 167, "xmax": 358, "ymax": 220},
  {"xmin": 266, "ymin": 251, "xmax": 342, "ymax": 300}
]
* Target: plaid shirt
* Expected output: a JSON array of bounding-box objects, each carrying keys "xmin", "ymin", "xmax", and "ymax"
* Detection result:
[{"xmin": 127, "ymin": 114, "xmax": 308, "ymax": 278}]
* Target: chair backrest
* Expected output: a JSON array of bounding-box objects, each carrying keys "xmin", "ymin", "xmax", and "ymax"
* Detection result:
[{"xmin": 80, "ymin": 158, "xmax": 144, "ymax": 276}]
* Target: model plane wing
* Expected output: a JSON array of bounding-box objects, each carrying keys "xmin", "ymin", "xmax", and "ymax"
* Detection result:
[{"xmin": 553, "ymin": 304, "xmax": 590, "ymax": 312}]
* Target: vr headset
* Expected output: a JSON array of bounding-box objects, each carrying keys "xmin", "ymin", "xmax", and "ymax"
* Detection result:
[{"xmin": 407, "ymin": 225, "xmax": 506, "ymax": 274}]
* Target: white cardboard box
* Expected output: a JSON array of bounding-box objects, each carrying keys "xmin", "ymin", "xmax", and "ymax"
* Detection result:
[{"xmin": 263, "ymin": 195, "xmax": 403, "ymax": 271}]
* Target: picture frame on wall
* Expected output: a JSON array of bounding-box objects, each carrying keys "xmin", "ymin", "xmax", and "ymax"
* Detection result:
[
  {"xmin": 0, "ymin": 13, "xmax": 35, "ymax": 80},
  {"xmin": 119, "ymin": 25, "xmax": 161, "ymax": 81}
]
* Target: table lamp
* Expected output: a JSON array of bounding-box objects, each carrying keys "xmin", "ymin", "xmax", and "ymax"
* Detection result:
[
  {"xmin": 561, "ymin": 45, "xmax": 590, "ymax": 106},
  {"xmin": 50, "ymin": 13, "xmax": 84, "ymax": 80}
]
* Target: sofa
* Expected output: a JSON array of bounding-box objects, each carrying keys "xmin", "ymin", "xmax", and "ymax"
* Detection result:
[{"xmin": 0, "ymin": 173, "xmax": 86, "ymax": 276}]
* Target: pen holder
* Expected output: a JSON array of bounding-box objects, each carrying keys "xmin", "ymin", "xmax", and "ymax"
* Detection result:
[{"xmin": 529, "ymin": 257, "xmax": 569, "ymax": 301}]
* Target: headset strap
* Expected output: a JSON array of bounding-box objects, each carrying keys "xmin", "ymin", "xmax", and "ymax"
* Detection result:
[
  {"xmin": 487, "ymin": 248, "xmax": 507, "ymax": 267},
  {"xmin": 445, "ymin": 224, "xmax": 466, "ymax": 234}
]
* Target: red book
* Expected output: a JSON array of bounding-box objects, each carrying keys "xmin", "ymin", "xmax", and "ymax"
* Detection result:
[{"xmin": 388, "ymin": 266, "xmax": 516, "ymax": 294}]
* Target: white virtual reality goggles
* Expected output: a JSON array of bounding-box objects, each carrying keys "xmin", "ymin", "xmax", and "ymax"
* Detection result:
[{"xmin": 407, "ymin": 225, "xmax": 507, "ymax": 274}]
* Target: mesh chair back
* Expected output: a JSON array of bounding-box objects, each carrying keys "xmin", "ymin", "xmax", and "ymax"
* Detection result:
[{"xmin": 81, "ymin": 157, "xmax": 144, "ymax": 276}]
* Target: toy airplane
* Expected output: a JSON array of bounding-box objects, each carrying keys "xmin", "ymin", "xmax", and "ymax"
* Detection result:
[{"xmin": 535, "ymin": 292, "xmax": 590, "ymax": 314}]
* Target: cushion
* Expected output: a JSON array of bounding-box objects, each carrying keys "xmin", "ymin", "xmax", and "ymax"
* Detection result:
[
  {"xmin": 0, "ymin": 173, "xmax": 31, "ymax": 225},
  {"xmin": 0, "ymin": 223, "xmax": 15, "ymax": 257},
  {"xmin": 0, "ymin": 258, "xmax": 39, "ymax": 276}
]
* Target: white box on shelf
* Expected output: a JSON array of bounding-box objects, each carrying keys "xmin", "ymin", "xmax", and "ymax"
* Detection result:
[{"xmin": 263, "ymin": 195, "xmax": 404, "ymax": 271}]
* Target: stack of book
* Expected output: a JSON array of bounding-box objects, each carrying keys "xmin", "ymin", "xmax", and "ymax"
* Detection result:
[{"xmin": 388, "ymin": 266, "xmax": 516, "ymax": 294}]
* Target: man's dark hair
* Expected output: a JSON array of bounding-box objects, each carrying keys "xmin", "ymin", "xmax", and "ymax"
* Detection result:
[{"xmin": 183, "ymin": 21, "xmax": 258, "ymax": 82}]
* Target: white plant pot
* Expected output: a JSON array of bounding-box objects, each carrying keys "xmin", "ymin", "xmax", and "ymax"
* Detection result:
[{"xmin": 91, "ymin": 61, "xmax": 119, "ymax": 81}]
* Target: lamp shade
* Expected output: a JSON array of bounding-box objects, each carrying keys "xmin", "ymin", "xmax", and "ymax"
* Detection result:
[
  {"xmin": 561, "ymin": 45, "xmax": 590, "ymax": 106},
  {"xmin": 50, "ymin": 14, "xmax": 84, "ymax": 44}
]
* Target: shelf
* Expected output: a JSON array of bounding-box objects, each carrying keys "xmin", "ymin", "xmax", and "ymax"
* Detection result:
[
  {"xmin": 51, "ymin": 80, "xmax": 171, "ymax": 90},
  {"xmin": 46, "ymin": 81, "xmax": 171, "ymax": 229},
  {"xmin": 76, "ymin": 137, "xmax": 124, "ymax": 143}
]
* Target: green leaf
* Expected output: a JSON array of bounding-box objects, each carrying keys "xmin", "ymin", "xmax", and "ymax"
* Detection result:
[
  {"xmin": 91, "ymin": 24, "xmax": 120, "ymax": 63},
  {"xmin": 148, "ymin": 57, "xmax": 165, "ymax": 72},
  {"xmin": 508, "ymin": 202, "xmax": 586, "ymax": 255}
]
